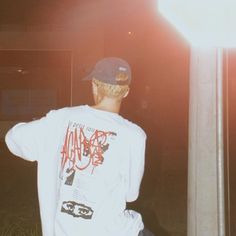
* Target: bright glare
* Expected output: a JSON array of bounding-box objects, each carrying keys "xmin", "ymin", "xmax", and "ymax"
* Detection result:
[{"xmin": 158, "ymin": 0, "xmax": 236, "ymax": 48}]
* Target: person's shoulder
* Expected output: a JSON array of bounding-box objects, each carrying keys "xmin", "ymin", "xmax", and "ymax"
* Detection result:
[
  {"xmin": 46, "ymin": 105, "xmax": 86, "ymax": 117},
  {"xmin": 123, "ymin": 119, "xmax": 146, "ymax": 139},
  {"xmin": 45, "ymin": 107, "xmax": 70, "ymax": 118}
]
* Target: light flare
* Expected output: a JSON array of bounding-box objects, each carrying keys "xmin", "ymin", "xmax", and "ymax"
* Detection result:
[{"xmin": 158, "ymin": 0, "xmax": 236, "ymax": 48}]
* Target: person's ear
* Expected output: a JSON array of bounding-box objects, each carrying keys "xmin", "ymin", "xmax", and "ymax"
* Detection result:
[
  {"xmin": 92, "ymin": 81, "xmax": 98, "ymax": 95},
  {"xmin": 123, "ymin": 87, "xmax": 130, "ymax": 98}
]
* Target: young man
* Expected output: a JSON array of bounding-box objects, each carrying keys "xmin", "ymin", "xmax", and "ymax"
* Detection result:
[{"xmin": 5, "ymin": 57, "xmax": 149, "ymax": 236}]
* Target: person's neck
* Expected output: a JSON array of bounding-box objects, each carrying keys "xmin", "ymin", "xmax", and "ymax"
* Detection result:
[{"xmin": 91, "ymin": 98, "xmax": 121, "ymax": 114}]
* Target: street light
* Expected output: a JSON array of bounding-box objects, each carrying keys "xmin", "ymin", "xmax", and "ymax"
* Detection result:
[{"xmin": 158, "ymin": 1, "xmax": 236, "ymax": 236}]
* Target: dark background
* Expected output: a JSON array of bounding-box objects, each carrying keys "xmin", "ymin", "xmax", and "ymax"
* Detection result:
[{"xmin": 0, "ymin": 0, "xmax": 235, "ymax": 236}]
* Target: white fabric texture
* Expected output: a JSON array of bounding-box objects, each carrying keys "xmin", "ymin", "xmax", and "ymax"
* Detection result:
[{"xmin": 5, "ymin": 105, "xmax": 146, "ymax": 236}]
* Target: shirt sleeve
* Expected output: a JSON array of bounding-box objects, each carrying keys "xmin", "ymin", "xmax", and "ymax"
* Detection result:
[
  {"xmin": 5, "ymin": 110, "xmax": 61, "ymax": 162},
  {"xmin": 126, "ymin": 128, "xmax": 146, "ymax": 202}
]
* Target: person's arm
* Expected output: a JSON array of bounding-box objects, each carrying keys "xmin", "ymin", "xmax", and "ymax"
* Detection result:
[
  {"xmin": 126, "ymin": 128, "xmax": 146, "ymax": 202},
  {"xmin": 5, "ymin": 110, "xmax": 61, "ymax": 162}
]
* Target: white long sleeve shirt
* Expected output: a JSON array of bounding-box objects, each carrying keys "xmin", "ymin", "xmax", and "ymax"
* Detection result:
[{"xmin": 5, "ymin": 105, "xmax": 146, "ymax": 236}]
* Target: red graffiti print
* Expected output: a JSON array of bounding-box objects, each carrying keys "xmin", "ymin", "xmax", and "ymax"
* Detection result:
[{"xmin": 60, "ymin": 124, "xmax": 116, "ymax": 175}]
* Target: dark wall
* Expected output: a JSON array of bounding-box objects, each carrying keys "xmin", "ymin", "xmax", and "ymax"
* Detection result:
[{"xmin": 0, "ymin": 1, "xmax": 190, "ymax": 235}]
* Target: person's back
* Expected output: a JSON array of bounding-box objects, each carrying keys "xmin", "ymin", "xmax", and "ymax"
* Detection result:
[
  {"xmin": 5, "ymin": 58, "xmax": 152, "ymax": 236},
  {"xmin": 55, "ymin": 105, "xmax": 146, "ymax": 236}
]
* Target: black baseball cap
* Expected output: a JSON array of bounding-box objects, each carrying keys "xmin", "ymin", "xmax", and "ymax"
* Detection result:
[{"xmin": 83, "ymin": 57, "xmax": 131, "ymax": 86}]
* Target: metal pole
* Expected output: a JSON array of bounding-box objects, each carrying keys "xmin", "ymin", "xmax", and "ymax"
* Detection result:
[
  {"xmin": 188, "ymin": 48, "xmax": 220, "ymax": 236},
  {"xmin": 216, "ymin": 48, "xmax": 225, "ymax": 236}
]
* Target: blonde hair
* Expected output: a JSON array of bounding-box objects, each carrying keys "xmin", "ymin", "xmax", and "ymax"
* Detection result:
[{"xmin": 92, "ymin": 78, "xmax": 129, "ymax": 100}]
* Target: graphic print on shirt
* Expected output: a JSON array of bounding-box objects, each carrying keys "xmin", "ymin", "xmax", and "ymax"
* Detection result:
[
  {"xmin": 60, "ymin": 122, "xmax": 117, "ymax": 186},
  {"xmin": 61, "ymin": 201, "xmax": 94, "ymax": 219}
]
